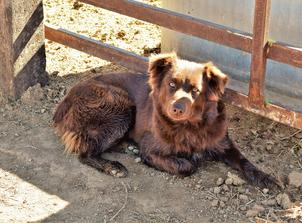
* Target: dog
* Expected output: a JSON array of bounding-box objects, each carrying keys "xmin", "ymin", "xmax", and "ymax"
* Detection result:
[{"xmin": 53, "ymin": 53, "xmax": 280, "ymax": 188}]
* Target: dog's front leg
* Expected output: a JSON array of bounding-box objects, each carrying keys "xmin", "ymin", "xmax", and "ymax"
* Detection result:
[
  {"xmin": 214, "ymin": 133, "xmax": 282, "ymax": 189},
  {"xmin": 139, "ymin": 133, "xmax": 196, "ymax": 176},
  {"xmin": 141, "ymin": 152, "xmax": 196, "ymax": 176}
]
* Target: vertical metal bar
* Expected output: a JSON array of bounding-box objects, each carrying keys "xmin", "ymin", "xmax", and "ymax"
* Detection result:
[
  {"xmin": 248, "ymin": 0, "xmax": 271, "ymax": 107},
  {"xmin": 0, "ymin": 0, "xmax": 14, "ymax": 99}
]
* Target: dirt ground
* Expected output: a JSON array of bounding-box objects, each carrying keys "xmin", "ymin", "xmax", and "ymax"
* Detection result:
[{"xmin": 1, "ymin": 0, "xmax": 302, "ymax": 222}]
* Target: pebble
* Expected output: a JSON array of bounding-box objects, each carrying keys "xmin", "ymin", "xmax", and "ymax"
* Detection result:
[
  {"xmin": 216, "ymin": 178, "xmax": 224, "ymax": 186},
  {"xmin": 246, "ymin": 204, "xmax": 265, "ymax": 217},
  {"xmin": 219, "ymin": 201, "xmax": 225, "ymax": 208},
  {"xmin": 262, "ymin": 188, "xmax": 269, "ymax": 194},
  {"xmin": 239, "ymin": 206, "xmax": 247, "ymax": 211},
  {"xmin": 276, "ymin": 193, "xmax": 291, "ymax": 209},
  {"xmin": 132, "ymin": 149, "xmax": 139, "ymax": 154},
  {"xmin": 288, "ymin": 171, "xmax": 302, "ymax": 188},
  {"xmin": 127, "ymin": 145, "xmax": 135, "ymax": 151},
  {"xmin": 225, "ymin": 178, "xmax": 233, "ymax": 185},
  {"xmin": 40, "ymin": 108, "xmax": 46, "ymax": 114},
  {"xmin": 226, "ymin": 172, "xmax": 245, "ymax": 186},
  {"xmin": 213, "ymin": 187, "xmax": 221, "ymax": 194},
  {"xmin": 261, "ymin": 199, "xmax": 276, "ymax": 206},
  {"xmin": 239, "ymin": 194, "xmax": 249, "ymax": 202},
  {"xmin": 134, "ymin": 157, "xmax": 141, "ymax": 163},
  {"xmin": 238, "ymin": 187, "xmax": 245, "ymax": 193},
  {"xmin": 195, "ymin": 184, "xmax": 201, "ymax": 189},
  {"xmin": 222, "ymin": 185, "xmax": 229, "ymax": 191},
  {"xmin": 21, "ymin": 84, "xmax": 45, "ymax": 104},
  {"xmin": 211, "ymin": 200, "xmax": 219, "ymax": 207},
  {"xmin": 220, "ymin": 197, "xmax": 228, "ymax": 202}
]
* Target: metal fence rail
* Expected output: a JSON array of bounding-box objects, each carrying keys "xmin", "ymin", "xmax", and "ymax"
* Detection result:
[{"xmin": 44, "ymin": 0, "xmax": 302, "ymax": 129}]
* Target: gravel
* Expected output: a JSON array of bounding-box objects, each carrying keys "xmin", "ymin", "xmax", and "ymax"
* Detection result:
[
  {"xmin": 288, "ymin": 171, "xmax": 302, "ymax": 188},
  {"xmin": 276, "ymin": 193, "xmax": 292, "ymax": 209}
]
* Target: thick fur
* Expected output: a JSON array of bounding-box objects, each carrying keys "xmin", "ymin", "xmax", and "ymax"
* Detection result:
[{"xmin": 53, "ymin": 53, "xmax": 280, "ymax": 188}]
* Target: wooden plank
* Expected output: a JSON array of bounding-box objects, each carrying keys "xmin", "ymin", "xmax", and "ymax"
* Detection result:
[
  {"xmin": 44, "ymin": 25, "xmax": 148, "ymax": 73},
  {"xmin": 248, "ymin": 0, "xmax": 271, "ymax": 107},
  {"xmin": 268, "ymin": 41, "xmax": 302, "ymax": 68},
  {"xmin": 13, "ymin": 1, "xmax": 44, "ymax": 62},
  {"xmin": 0, "ymin": 0, "xmax": 14, "ymax": 99},
  {"xmin": 80, "ymin": 0, "xmax": 253, "ymax": 53},
  {"xmin": 223, "ymin": 89, "xmax": 302, "ymax": 130}
]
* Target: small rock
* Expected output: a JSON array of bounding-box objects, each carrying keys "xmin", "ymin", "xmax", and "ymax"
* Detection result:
[
  {"xmin": 266, "ymin": 144, "xmax": 273, "ymax": 151},
  {"xmin": 261, "ymin": 199, "xmax": 276, "ymax": 206},
  {"xmin": 132, "ymin": 149, "xmax": 139, "ymax": 154},
  {"xmin": 222, "ymin": 185, "xmax": 229, "ymax": 191},
  {"xmin": 227, "ymin": 172, "xmax": 245, "ymax": 186},
  {"xmin": 225, "ymin": 178, "xmax": 233, "ymax": 185},
  {"xmin": 246, "ymin": 204, "xmax": 265, "ymax": 217},
  {"xmin": 21, "ymin": 84, "xmax": 44, "ymax": 104},
  {"xmin": 219, "ymin": 201, "xmax": 225, "ymax": 208},
  {"xmin": 116, "ymin": 30, "xmax": 126, "ymax": 39},
  {"xmin": 73, "ymin": 1, "xmax": 84, "ymax": 10},
  {"xmin": 216, "ymin": 178, "xmax": 224, "ymax": 186},
  {"xmin": 240, "ymin": 206, "xmax": 247, "ymax": 211},
  {"xmin": 213, "ymin": 187, "xmax": 221, "ymax": 194},
  {"xmin": 288, "ymin": 171, "xmax": 302, "ymax": 188},
  {"xmin": 134, "ymin": 157, "xmax": 141, "ymax": 163},
  {"xmin": 238, "ymin": 187, "xmax": 245, "ymax": 193},
  {"xmin": 239, "ymin": 194, "xmax": 249, "ymax": 202},
  {"xmin": 246, "ymin": 209, "xmax": 258, "ymax": 217},
  {"xmin": 262, "ymin": 188, "xmax": 269, "ymax": 194},
  {"xmin": 40, "ymin": 108, "xmax": 46, "ymax": 114},
  {"xmin": 211, "ymin": 200, "xmax": 219, "ymax": 207},
  {"xmin": 195, "ymin": 184, "xmax": 201, "ymax": 189},
  {"xmin": 276, "ymin": 193, "xmax": 291, "ymax": 209},
  {"xmin": 220, "ymin": 197, "xmax": 228, "ymax": 202},
  {"xmin": 127, "ymin": 145, "xmax": 135, "ymax": 151}
]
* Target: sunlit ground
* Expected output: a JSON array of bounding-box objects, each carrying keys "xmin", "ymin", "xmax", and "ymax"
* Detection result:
[{"xmin": 0, "ymin": 168, "xmax": 69, "ymax": 223}]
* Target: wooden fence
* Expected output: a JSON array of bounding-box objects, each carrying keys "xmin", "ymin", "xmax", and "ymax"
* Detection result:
[{"xmin": 43, "ymin": 0, "xmax": 301, "ymax": 129}]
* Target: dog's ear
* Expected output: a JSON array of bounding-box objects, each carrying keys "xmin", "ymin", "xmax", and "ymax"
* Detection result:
[
  {"xmin": 203, "ymin": 62, "xmax": 228, "ymax": 99},
  {"xmin": 148, "ymin": 53, "xmax": 177, "ymax": 89}
]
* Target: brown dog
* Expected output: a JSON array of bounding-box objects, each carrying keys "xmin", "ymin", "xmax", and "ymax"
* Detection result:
[{"xmin": 53, "ymin": 53, "xmax": 279, "ymax": 188}]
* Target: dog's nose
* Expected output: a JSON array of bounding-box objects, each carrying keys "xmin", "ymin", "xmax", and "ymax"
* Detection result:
[{"xmin": 172, "ymin": 102, "xmax": 185, "ymax": 115}]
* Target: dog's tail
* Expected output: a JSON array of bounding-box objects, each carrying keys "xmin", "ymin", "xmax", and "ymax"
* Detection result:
[
  {"xmin": 52, "ymin": 97, "xmax": 87, "ymax": 154},
  {"xmin": 53, "ymin": 97, "xmax": 72, "ymax": 125}
]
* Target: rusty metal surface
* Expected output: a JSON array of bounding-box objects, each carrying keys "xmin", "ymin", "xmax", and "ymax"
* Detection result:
[
  {"xmin": 80, "ymin": 0, "xmax": 302, "ymax": 70},
  {"xmin": 44, "ymin": 25, "xmax": 148, "ymax": 73},
  {"xmin": 268, "ymin": 41, "xmax": 302, "ymax": 68},
  {"xmin": 80, "ymin": 0, "xmax": 253, "ymax": 52},
  {"xmin": 248, "ymin": 0, "xmax": 271, "ymax": 107},
  {"xmin": 224, "ymin": 89, "xmax": 302, "ymax": 130}
]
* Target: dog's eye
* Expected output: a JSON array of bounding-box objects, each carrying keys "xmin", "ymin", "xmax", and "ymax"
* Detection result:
[
  {"xmin": 169, "ymin": 82, "xmax": 176, "ymax": 88},
  {"xmin": 192, "ymin": 87, "xmax": 199, "ymax": 93}
]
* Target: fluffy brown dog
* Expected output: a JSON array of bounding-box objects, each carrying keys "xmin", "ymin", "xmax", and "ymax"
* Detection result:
[{"xmin": 53, "ymin": 53, "xmax": 279, "ymax": 188}]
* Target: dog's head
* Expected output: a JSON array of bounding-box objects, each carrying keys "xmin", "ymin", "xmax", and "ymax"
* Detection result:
[{"xmin": 148, "ymin": 53, "xmax": 228, "ymax": 123}]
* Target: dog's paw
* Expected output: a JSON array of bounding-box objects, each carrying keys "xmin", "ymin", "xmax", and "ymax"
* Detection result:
[
  {"xmin": 173, "ymin": 157, "xmax": 196, "ymax": 177},
  {"xmin": 246, "ymin": 168, "xmax": 283, "ymax": 190},
  {"xmin": 105, "ymin": 161, "xmax": 128, "ymax": 178}
]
